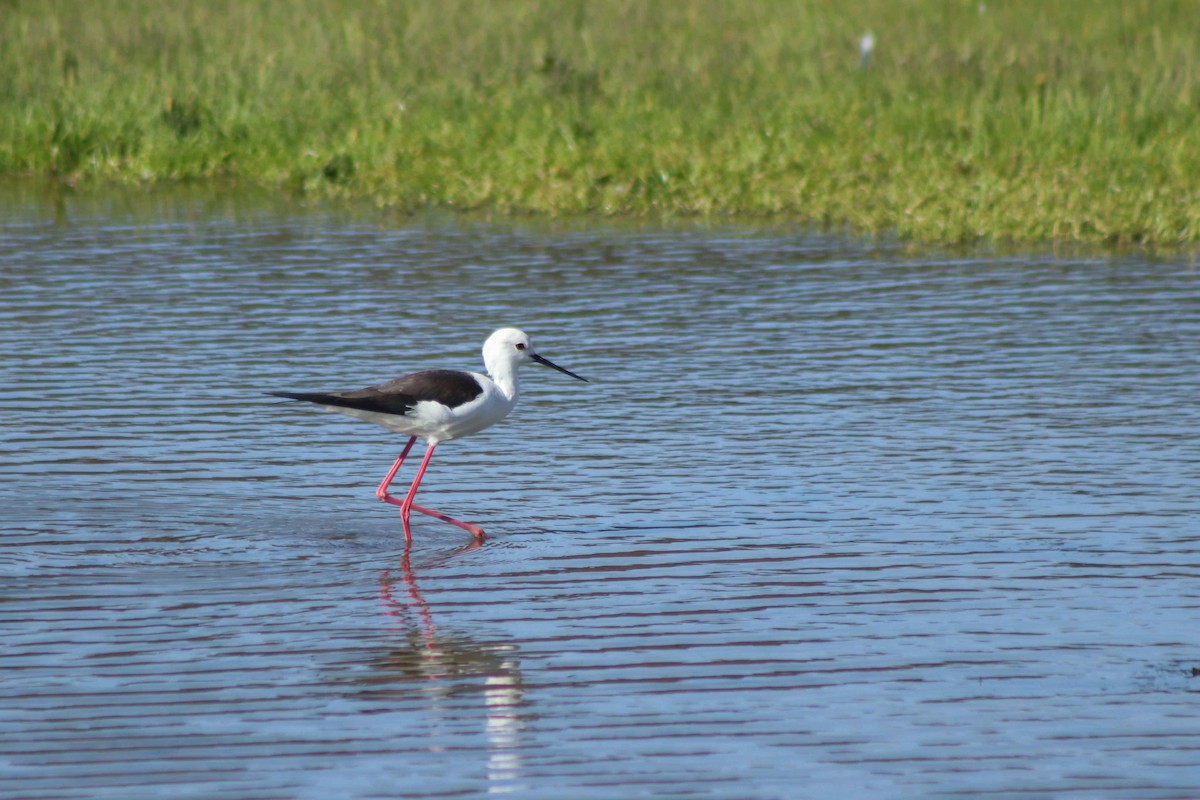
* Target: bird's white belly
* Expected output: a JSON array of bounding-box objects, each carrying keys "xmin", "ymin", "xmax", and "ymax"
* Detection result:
[{"xmin": 408, "ymin": 393, "xmax": 515, "ymax": 441}]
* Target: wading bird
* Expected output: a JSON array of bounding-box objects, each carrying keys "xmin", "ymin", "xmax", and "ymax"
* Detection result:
[{"xmin": 270, "ymin": 328, "xmax": 587, "ymax": 541}]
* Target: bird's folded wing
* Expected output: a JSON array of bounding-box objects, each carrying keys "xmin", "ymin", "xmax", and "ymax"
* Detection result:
[{"xmin": 268, "ymin": 369, "xmax": 483, "ymax": 417}]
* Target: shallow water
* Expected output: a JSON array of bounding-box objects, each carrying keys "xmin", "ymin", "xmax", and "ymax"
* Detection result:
[{"xmin": 2, "ymin": 184, "xmax": 1199, "ymax": 798}]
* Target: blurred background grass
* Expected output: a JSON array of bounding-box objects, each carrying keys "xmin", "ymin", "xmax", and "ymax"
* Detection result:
[{"xmin": 3, "ymin": 0, "xmax": 1198, "ymax": 245}]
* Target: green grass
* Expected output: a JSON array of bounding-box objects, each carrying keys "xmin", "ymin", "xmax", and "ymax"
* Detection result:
[{"xmin": 3, "ymin": 0, "xmax": 1200, "ymax": 246}]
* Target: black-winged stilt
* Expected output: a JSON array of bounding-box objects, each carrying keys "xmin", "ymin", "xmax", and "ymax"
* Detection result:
[{"xmin": 270, "ymin": 328, "xmax": 587, "ymax": 541}]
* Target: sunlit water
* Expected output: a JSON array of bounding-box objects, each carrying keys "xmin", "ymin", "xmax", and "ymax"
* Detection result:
[{"xmin": 2, "ymin": 183, "xmax": 1199, "ymax": 799}]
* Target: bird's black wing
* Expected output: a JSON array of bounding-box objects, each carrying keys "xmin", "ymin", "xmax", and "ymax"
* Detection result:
[{"xmin": 269, "ymin": 369, "xmax": 483, "ymax": 416}]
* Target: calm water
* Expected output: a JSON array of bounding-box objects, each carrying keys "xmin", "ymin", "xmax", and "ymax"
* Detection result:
[{"xmin": 2, "ymin": 184, "xmax": 1199, "ymax": 799}]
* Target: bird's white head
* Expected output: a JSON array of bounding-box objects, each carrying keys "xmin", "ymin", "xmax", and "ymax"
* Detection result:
[
  {"xmin": 484, "ymin": 327, "xmax": 534, "ymax": 366},
  {"xmin": 482, "ymin": 328, "xmax": 588, "ymax": 384}
]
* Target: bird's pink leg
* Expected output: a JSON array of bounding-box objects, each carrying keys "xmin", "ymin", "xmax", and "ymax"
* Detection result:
[
  {"xmin": 404, "ymin": 442, "xmax": 487, "ymax": 540},
  {"xmin": 380, "ymin": 439, "xmax": 485, "ymax": 541},
  {"xmin": 375, "ymin": 436, "xmax": 418, "ymax": 507}
]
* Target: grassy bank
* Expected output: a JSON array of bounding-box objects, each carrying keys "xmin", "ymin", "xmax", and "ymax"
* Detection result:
[{"xmin": 3, "ymin": 1, "xmax": 1199, "ymax": 246}]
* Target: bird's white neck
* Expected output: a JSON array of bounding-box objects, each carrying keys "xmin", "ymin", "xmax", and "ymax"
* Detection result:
[{"xmin": 487, "ymin": 361, "xmax": 520, "ymax": 401}]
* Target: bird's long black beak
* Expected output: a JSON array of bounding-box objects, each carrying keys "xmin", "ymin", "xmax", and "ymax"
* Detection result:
[{"xmin": 532, "ymin": 353, "xmax": 589, "ymax": 382}]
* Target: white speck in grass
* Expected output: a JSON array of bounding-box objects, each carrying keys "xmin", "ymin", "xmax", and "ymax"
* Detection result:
[{"xmin": 859, "ymin": 32, "xmax": 876, "ymax": 68}]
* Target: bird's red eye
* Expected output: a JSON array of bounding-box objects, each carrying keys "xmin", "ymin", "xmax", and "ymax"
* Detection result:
[{"xmin": 515, "ymin": 343, "xmax": 527, "ymax": 350}]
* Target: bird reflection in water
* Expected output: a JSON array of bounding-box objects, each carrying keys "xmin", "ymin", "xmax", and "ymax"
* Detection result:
[{"xmin": 375, "ymin": 543, "xmax": 528, "ymax": 794}]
